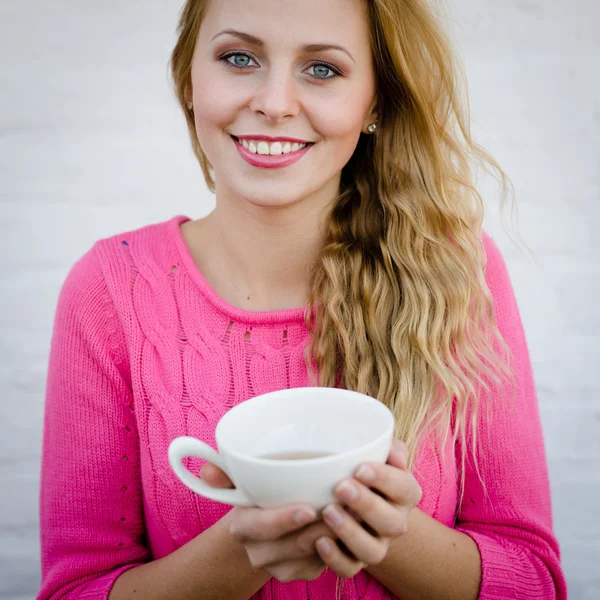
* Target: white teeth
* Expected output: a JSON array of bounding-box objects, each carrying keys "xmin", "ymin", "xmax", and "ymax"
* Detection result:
[
  {"xmin": 269, "ymin": 141, "xmax": 283, "ymax": 156},
  {"xmin": 237, "ymin": 138, "xmax": 308, "ymax": 155}
]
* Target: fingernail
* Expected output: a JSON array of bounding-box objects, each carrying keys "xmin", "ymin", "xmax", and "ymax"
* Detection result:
[
  {"xmin": 355, "ymin": 464, "xmax": 376, "ymax": 483},
  {"xmin": 316, "ymin": 537, "xmax": 334, "ymax": 556},
  {"xmin": 323, "ymin": 505, "xmax": 344, "ymax": 526},
  {"xmin": 294, "ymin": 508, "xmax": 316, "ymax": 526},
  {"xmin": 336, "ymin": 480, "xmax": 358, "ymax": 502}
]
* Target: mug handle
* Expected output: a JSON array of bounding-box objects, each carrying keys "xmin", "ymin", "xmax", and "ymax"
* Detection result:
[{"xmin": 168, "ymin": 436, "xmax": 253, "ymax": 507}]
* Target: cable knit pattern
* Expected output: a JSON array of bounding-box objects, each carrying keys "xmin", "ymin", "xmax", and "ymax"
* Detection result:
[{"xmin": 38, "ymin": 215, "xmax": 566, "ymax": 599}]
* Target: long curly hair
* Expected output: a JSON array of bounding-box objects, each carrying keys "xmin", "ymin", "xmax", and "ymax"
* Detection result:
[{"xmin": 170, "ymin": 0, "xmax": 512, "ymax": 468}]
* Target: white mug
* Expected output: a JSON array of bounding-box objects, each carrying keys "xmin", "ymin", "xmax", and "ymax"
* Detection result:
[{"xmin": 168, "ymin": 387, "xmax": 394, "ymax": 510}]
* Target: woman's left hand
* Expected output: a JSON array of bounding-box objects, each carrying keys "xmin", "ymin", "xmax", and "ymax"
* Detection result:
[{"xmin": 315, "ymin": 439, "xmax": 422, "ymax": 578}]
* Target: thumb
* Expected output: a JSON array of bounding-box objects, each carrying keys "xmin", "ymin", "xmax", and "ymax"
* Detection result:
[
  {"xmin": 388, "ymin": 440, "xmax": 409, "ymax": 470},
  {"xmin": 200, "ymin": 462, "xmax": 235, "ymax": 488}
]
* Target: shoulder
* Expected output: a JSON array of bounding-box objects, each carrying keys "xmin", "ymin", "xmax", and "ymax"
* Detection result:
[
  {"xmin": 68, "ymin": 214, "xmax": 187, "ymax": 297},
  {"xmin": 481, "ymin": 231, "xmax": 516, "ymax": 302},
  {"xmin": 92, "ymin": 214, "xmax": 188, "ymax": 269},
  {"xmin": 481, "ymin": 231, "xmax": 511, "ymax": 289},
  {"xmin": 56, "ymin": 214, "xmax": 189, "ymax": 334},
  {"xmin": 480, "ymin": 231, "xmax": 524, "ymax": 339}
]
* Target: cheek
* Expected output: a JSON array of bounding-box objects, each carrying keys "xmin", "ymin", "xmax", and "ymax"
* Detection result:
[
  {"xmin": 191, "ymin": 81, "xmax": 242, "ymax": 165},
  {"xmin": 192, "ymin": 66, "xmax": 243, "ymax": 135},
  {"xmin": 310, "ymin": 94, "xmax": 369, "ymax": 147},
  {"xmin": 194, "ymin": 99, "xmax": 230, "ymax": 143},
  {"xmin": 312, "ymin": 111, "xmax": 364, "ymax": 170}
]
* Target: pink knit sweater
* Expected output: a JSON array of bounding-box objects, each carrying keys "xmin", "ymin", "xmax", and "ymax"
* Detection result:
[{"xmin": 38, "ymin": 215, "xmax": 566, "ymax": 599}]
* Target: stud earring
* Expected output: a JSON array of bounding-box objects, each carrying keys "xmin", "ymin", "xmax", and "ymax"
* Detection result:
[
  {"xmin": 367, "ymin": 123, "xmax": 377, "ymax": 134},
  {"xmin": 187, "ymin": 101, "xmax": 193, "ymax": 111}
]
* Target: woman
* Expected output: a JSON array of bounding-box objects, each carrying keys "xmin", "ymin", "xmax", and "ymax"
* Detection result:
[{"xmin": 38, "ymin": 0, "xmax": 567, "ymax": 598}]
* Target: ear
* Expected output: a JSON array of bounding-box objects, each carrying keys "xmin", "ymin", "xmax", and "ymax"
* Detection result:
[
  {"xmin": 184, "ymin": 83, "xmax": 194, "ymax": 105},
  {"xmin": 362, "ymin": 98, "xmax": 379, "ymax": 133}
]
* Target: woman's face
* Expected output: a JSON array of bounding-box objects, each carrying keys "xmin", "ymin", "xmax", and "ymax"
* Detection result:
[{"xmin": 189, "ymin": 0, "xmax": 377, "ymax": 210}]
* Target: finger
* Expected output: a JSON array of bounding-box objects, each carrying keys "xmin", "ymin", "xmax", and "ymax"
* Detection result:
[
  {"xmin": 315, "ymin": 536, "xmax": 365, "ymax": 579},
  {"xmin": 334, "ymin": 477, "xmax": 410, "ymax": 537},
  {"xmin": 229, "ymin": 505, "xmax": 318, "ymax": 543},
  {"xmin": 200, "ymin": 462, "xmax": 235, "ymax": 488},
  {"xmin": 296, "ymin": 521, "xmax": 336, "ymax": 553},
  {"xmin": 353, "ymin": 462, "xmax": 422, "ymax": 507},
  {"xmin": 245, "ymin": 521, "xmax": 333, "ymax": 568},
  {"xmin": 387, "ymin": 440, "xmax": 409, "ymax": 470},
  {"xmin": 321, "ymin": 504, "xmax": 389, "ymax": 566},
  {"xmin": 266, "ymin": 555, "xmax": 326, "ymax": 583}
]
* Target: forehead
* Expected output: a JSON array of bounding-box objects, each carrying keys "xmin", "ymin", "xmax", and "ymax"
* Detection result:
[{"xmin": 199, "ymin": 0, "xmax": 371, "ymax": 54}]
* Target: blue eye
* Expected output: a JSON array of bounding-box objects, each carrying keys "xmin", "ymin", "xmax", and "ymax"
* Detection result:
[
  {"xmin": 219, "ymin": 52, "xmax": 340, "ymax": 80},
  {"xmin": 307, "ymin": 63, "xmax": 339, "ymax": 80},
  {"xmin": 222, "ymin": 53, "xmax": 257, "ymax": 69}
]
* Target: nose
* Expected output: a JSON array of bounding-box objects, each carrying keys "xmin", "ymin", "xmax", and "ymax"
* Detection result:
[{"xmin": 249, "ymin": 67, "xmax": 300, "ymax": 124}]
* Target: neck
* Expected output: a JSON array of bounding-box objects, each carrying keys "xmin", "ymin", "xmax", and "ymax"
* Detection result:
[{"xmin": 191, "ymin": 189, "xmax": 337, "ymax": 312}]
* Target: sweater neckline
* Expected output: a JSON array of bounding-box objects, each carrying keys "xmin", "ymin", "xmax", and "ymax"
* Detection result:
[{"xmin": 168, "ymin": 215, "xmax": 308, "ymax": 325}]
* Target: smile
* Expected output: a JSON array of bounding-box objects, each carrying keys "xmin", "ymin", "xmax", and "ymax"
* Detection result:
[
  {"xmin": 232, "ymin": 135, "xmax": 314, "ymax": 169},
  {"xmin": 238, "ymin": 138, "xmax": 308, "ymax": 155}
]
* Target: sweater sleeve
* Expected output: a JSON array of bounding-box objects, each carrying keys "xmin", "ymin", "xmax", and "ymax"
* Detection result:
[
  {"xmin": 38, "ymin": 247, "xmax": 149, "ymax": 599},
  {"xmin": 454, "ymin": 235, "xmax": 567, "ymax": 599}
]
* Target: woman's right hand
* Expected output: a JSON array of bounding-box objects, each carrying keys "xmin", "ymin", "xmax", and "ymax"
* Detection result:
[{"xmin": 201, "ymin": 462, "xmax": 334, "ymax": 582}]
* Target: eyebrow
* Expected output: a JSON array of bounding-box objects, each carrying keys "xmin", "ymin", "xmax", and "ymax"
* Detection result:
[{"xmin": 210, "ymin": 29, "xmax": 355, "ymax": 64}]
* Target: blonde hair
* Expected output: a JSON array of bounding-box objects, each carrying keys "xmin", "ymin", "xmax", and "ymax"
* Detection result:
[{"xmin": 170, "ymin": 0, "xmax": 512, "ymax": 468}]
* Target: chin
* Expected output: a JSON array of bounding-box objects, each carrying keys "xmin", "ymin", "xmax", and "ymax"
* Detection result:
[
  {"xmin": 241, "ymin": 191, "xmax": 305, "ymax": 210},
  {"xmin": 228, "ymin": 177, "xmax": 315, "ymax": 210}
]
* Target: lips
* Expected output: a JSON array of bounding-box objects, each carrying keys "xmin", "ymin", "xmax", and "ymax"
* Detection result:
[
  {"xmin": 232, "ymin": 135, "xmax": 314, "ymax": 169},
  {"xmin": 232, "ymin": 134, "xmax": 314, "ymax": 152}
]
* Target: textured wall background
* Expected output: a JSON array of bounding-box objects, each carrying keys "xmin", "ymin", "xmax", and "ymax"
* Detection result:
[{"xmin": 1, "ymin": 1, "xmax": 598, "ymax": 598}]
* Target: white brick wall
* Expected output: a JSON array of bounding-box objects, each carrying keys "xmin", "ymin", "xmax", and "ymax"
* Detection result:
[{"xmin": 1, "ymin": 1, "xmax": 598, "ymax": 597}]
